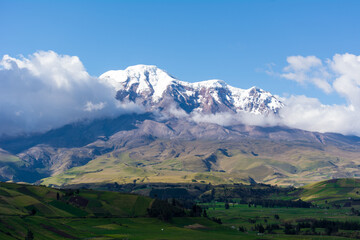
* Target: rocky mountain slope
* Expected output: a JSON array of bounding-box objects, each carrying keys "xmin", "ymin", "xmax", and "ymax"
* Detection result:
[{"xmin": 2, "ymin": 114, "xmax": 360, "ymax": 186}]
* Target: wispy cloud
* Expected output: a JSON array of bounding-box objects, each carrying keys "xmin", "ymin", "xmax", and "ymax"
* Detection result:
[{"xmin": 281, "ymin": 55, "xmax": 332, "ymax": 93}]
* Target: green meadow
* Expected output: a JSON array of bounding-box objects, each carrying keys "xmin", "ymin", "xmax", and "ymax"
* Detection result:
[{"xmin": 1, "ymin": 178, "xmax": 360, "ymax": 239}]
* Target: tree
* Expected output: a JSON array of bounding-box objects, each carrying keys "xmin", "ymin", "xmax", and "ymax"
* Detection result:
[
  {"xmin": 311, "ymin": 223, "xmax": 316, "ymax": 233},
  {"xmin": 295, "ymin": 223, "xmax": 301, "ymax": 234},
  {"xmin": 238, "ymin": 226, "xmax": 246, "ymax": 232},
  {"xmin": 25, "ymin": 229, "xmax": 34, "ymax": 240},
  {"xmin": 203, "ymin": 209, "xmax": 208, "ymax": 218},
  {"xmin": 211, "ymin": 188, "xmax": 215, "ymax": 199},
  {"xmin": 255, "ymin": 224, "xmax": 265, "ymax": 233},
  {"xmin": 325, "ymin": 225, "xmax": 338, "ymax": 235},
  {"xmin": 211, "ymin": 217, "xmax": 222, "ymax": 224},
  {"xmin": 284, "ymin": 223, "xmax": 296, "ymax": 235},
  {"xmin": 147, "ymin": 199, "xmax": 185, "ymax": 221},
  {"xmin": 191, "ymin": 204, "xmax": 203, "ymax": 217},
  {"xmin": 30, "ymin": 208, "xmax": 36, "ymax": 216}
]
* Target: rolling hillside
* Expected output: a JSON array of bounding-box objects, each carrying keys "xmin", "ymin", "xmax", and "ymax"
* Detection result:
[
  {"xmin": 0, "ymin": 182, "xmax": 153, "ymax": 218},
  {"xmin": 296, "ymin": 178, "xmax": 360, "ymax": 204}
]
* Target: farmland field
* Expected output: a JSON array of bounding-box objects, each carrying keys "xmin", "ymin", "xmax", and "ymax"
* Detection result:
[{"xmin": 1, "ymin": 179, "xmax": 360, "ymax": 239}]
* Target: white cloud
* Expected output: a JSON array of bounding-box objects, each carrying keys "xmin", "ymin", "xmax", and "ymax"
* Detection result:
[
  {"xmin": 0, "ymin": 51, "xmax": 141, "ymax": 136},
  {"xmin": 280, "ymin": 95, "xmax": 358, "ymax": 134},
  {"xmin": 190, "ymin": 111, "xmax": 279, "ymax": 128},
  {"xmin": 331, "ymin": 53, "xmax": 360, "ymax": 108},
  {"xmin": 281, "ymin": 55, "xmax": 332, "ymax": 93},
  {"xmin": 278, "ymin": 53, "xmax": 360, "ymax": 136},
  {"xmin": 84, "ymin": 102, "xmax": 106, "ymax": 112}
]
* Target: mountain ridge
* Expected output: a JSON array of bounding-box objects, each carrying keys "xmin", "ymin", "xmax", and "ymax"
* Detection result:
[{"xmin": 100, "ymin": 64, "xmax": 283, "ymax": 115}]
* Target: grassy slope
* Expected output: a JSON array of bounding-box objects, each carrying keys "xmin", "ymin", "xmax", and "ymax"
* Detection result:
[
  {"xmin": 267, "ymin": 178, "xmax": 360, "ymax": 206},
  {"xmin": 0, "ymin": 151, "xmax": 28, "ymax": 176},
  {"xmin": 1, "ymin": 216, "xmax": 267, "ymax": 240},
  {"xmin": 0, "ymin": 182, "xmax": 152, "ymax": 218},
  {"xmin": 297, "ymin": 178, "xmax": 360, "ymax": 204},
  {"xmin": 41, "ymin": 152, "xmax": 251, "ymax": 186},
  {"xmin": 41, "ymin": 138, "xmax": 360, "ymax": 187}
]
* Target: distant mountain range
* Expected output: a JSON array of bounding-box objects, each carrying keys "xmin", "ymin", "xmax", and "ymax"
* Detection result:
[{"xmin": 1, "ymin": 65, "xmax": 360, "ymax": 187}]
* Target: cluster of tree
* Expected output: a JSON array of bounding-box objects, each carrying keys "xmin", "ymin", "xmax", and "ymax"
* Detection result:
[
  {"xmin": 254, "ymin": 223, "xmax": 280, "ymax": 234},
  {"xmin": 200, "ymin": 184, "xmax": 292, "ymax": 202},
  {"xmin": 248, "ymin": 199, "xmax": 312, "ymax": 208},
  {"xmin": 149, "ymin": 188, "xmax": 192, "ymax": 200},
  {"xmin": 311, "ymin": 219, "xmax": 360, "ymax": 231},
  {"xmin": 283, "ymin": 219, "xmax": 360, "ymax": 236},
  {"xmin": 209, "ymin": 217, "xmax": 222, "ymax": 224},
  {"xmin": 147, "ymin": 199, "xmax": 185, "ymax": 221},
  {"xmin": 61, "ymin": 189, "xmax": 80, "ymax": 197},
  {"xmin": 147, "ymin": 200, "xmax": 224, "ymax": 224},
  {"xmin": 350, "ymin": 207, "xmax": 360, "ymax": 216},
  {"xmin": 29, "ymin": 208, "xmax": 37, "ymax": 216},
  {"xmin": 25, "ymin": 230, "xmax": 34, "ymax": 240},
  {"xmin": 189, "ymin": 204, "xmax": 203, "ymax": 217},
  {"xmin": 283, "ymin": 222, "xmax": 303, "ymax": 235},
  {"xmin": 238, "ymin": 226, "xmax": 246, "ymax": 232},
  {"xmin": 254, "ymin": 223, "xmax": 265, "ymax": 233}
]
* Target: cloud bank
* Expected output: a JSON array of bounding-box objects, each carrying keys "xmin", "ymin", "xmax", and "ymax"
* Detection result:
[
  {"xmin": 279, "ymin": 53, "xmax": 360, "ymax": 136},
  {"xmin": 0, "ymin": 51, "xmax": 141, "ymax": 136}
]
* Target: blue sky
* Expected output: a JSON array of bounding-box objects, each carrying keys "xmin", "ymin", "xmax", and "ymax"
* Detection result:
[{"xmin": 1, "ymin": 0, "xmax": 360, "ymax": 105}]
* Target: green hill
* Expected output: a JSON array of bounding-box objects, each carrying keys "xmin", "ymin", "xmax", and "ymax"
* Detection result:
[
  {"xmin": 0, "ymin": 182, "xmax": 259, "ymax": 240},
  {"xmin": 296, "ymin": 178, "xmax": 360, "ymax": 204},
  {"xmin": 0, "ymin": 182, "xmax": 153, "ymax": 218}
]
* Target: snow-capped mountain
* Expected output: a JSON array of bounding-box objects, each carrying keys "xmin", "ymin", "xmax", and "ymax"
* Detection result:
[
  {"xmin": 100, "ymin": 65, "xmax": 283, "ymax": 115},
  {"xmin": 3, "ymin": 64, "xmax": 360, "ymax": 186}
]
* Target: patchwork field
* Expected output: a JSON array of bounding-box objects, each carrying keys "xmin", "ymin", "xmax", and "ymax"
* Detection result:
[{"xmin": 1, "ymin": 179, "xmax": 360, "ymax": 239}]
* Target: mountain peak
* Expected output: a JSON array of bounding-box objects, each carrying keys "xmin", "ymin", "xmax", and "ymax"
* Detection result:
[
  {"xmin": 123, "ymin": 64, "xmax": 164, "ymax": 74},
  {"xmin": 100, "ymin": 65, "xmax": 283, "ymax": 115},
  {"xmin": 100, "ymin": 64, "xmax": 176, "ymax": 102},
  {"xmin": 192, "ymin": 79, "xmax": 228, "ymax": 89}
]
